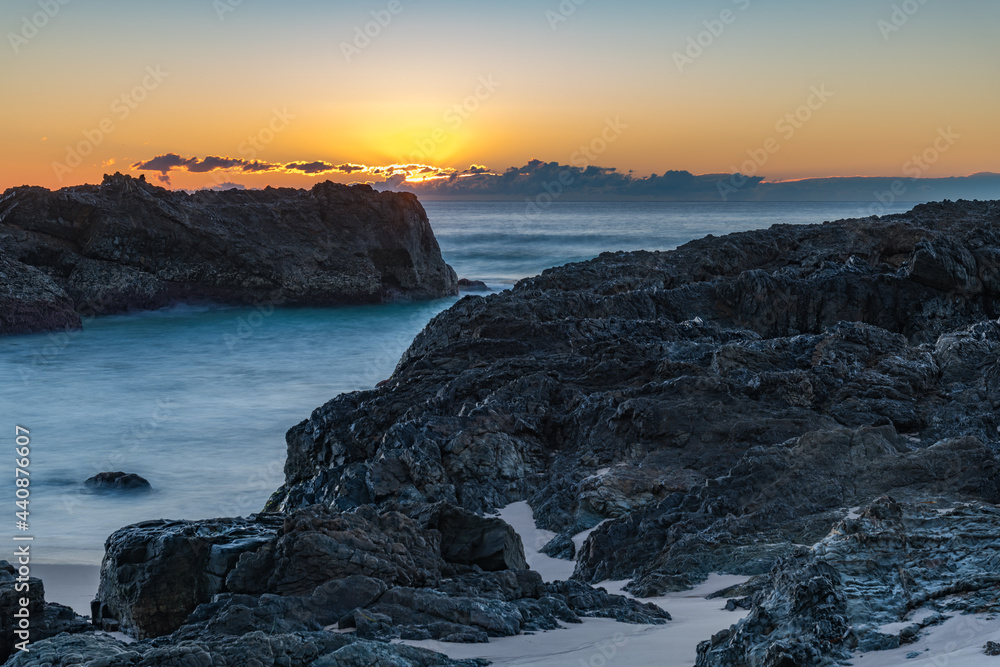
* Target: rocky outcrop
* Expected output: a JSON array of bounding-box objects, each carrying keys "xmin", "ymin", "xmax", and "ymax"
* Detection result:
[
  {"xmin": 84, "ymin": 472, "xmax": 152, "ymax": 492},
  {"xmin": 0, "ymin": 173, "xmax": 457, "ymax": 335},
  {"xmin": 93, "ymin": 503, "xmax": 662, "ymax": 644},
  {"xmin": 77, "ymin": 199, "xmax": 1000, "ymax": 665},
  {"xmin": 252, "ymin": 200, "xmax": 1000, "ymax": 662}
]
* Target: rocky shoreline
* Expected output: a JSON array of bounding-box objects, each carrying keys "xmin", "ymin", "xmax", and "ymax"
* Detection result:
[
  {"xmin": 6, "ymin": 199, "xmax": 1000, "ymax": 666},
  {"xmin": 0, "ymin": 174, "xmax": 458, "ymax": 336}
]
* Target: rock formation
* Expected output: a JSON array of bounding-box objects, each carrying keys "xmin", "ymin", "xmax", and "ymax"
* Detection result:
[
  {"xmin": 0, "ymin": 173, "xmax": 457, "ymax": 336},
  {"xmin": 14, "ymin": 199, "xmax": 1000, "ymax": 666}
]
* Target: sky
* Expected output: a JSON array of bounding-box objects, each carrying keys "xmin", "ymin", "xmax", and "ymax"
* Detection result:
[{"xmin": 1, "ymin": 0, "xmax": 998, "ymax": 192}]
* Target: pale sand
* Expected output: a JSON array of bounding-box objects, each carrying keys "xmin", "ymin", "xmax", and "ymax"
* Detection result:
[
  {"xmin": 399, "ymin": 501, "xmax": 752, "ymax": 666},
  {"xmin": 852, "ymin": 614, "xmax": 1000, "ymax": 666}
]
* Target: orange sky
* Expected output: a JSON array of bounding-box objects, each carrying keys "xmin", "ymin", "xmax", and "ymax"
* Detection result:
[{"xmin": 1, "ymin": 0, "xmax": 997, "ymax": 192}]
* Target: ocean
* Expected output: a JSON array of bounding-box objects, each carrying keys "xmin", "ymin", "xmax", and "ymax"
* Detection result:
[{"xmin": 0, "ymin": 200, "xmax": 918, "ymax": 564}]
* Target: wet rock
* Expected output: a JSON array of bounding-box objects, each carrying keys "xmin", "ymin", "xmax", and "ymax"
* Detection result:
[
  {"xmin": 85, "ymin": 471, "xmax": 152, "ymax": 492},
  {"xmin": 1, "ymin": 173, "xmax": 458, "ymax": 335}
]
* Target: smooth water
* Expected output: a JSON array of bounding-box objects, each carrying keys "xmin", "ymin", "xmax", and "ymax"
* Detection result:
[{"xmin": 0, "ymin": 201, "xmax": 918, "ymax": 563}]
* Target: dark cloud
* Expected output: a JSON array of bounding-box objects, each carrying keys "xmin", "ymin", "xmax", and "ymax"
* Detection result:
[
  {"xmin": 334, "ymin": 163, "xmax": 367, "ymax": 174},
  {"xmin": 132, "ymin": 153, "xmax": 195, "ymax": 174},
  {"xmin": 241, "ymin": 161, "xmax": 278, "ymax": 173},
  {"xmin": 133, "ymin": 154, "xmax": 282, "ymax": 175},
  {"xmin": 285, "ymin": 161, "xmax": 336, "ymax": 174},
  {"xmin": 186, "ymin": 156, "xmax": 249, "ymax": 173}
]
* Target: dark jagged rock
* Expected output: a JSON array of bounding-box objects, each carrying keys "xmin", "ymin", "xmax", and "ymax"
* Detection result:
[
  {"xmin": 85, "ymin": 472, "xmax": 152, "ymax": 492},
  {"xmin": 696, "ymin": 497, "xmax": 1000, "ymax": 665},
  {"xmin": 339, "ymin": 570, "xmax": 668, "ymax": 643},
  {"xmin": 94, "ymin": 515, "xmax": 281, "ymax": 638},
  {"xmin": 178, "ymin": 567, "xmax": 666, "ymax": 647},
  {"xmin": 0, "ymin": 173, "xmax": 457, "ymax": 335},
  {"xmin": 94, "ymin": 503, "xmax": 523, "ymax": 637},
  {"xmin": 262, "ymin": 505, "xmax": 446, "ymax": 597},
  {"xmin": 0, "ymin": 561, "xmax": 93, "ymax": 663}
]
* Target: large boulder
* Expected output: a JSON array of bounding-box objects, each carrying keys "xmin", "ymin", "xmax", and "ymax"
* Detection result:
[
  {"xmin": 84, "ymin": 472, "xmax": 152, "ymax": 492},
  {"xmin": 418, "ymin": 503, "xmax": 528, "ymax": 572},
  {"xmin": 95, "ymin": 503, "xmax": 533, "ymax": 639},
  {"xmin": 94, "ymin": 515, "xmax": 280, "ymax": 638}
]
